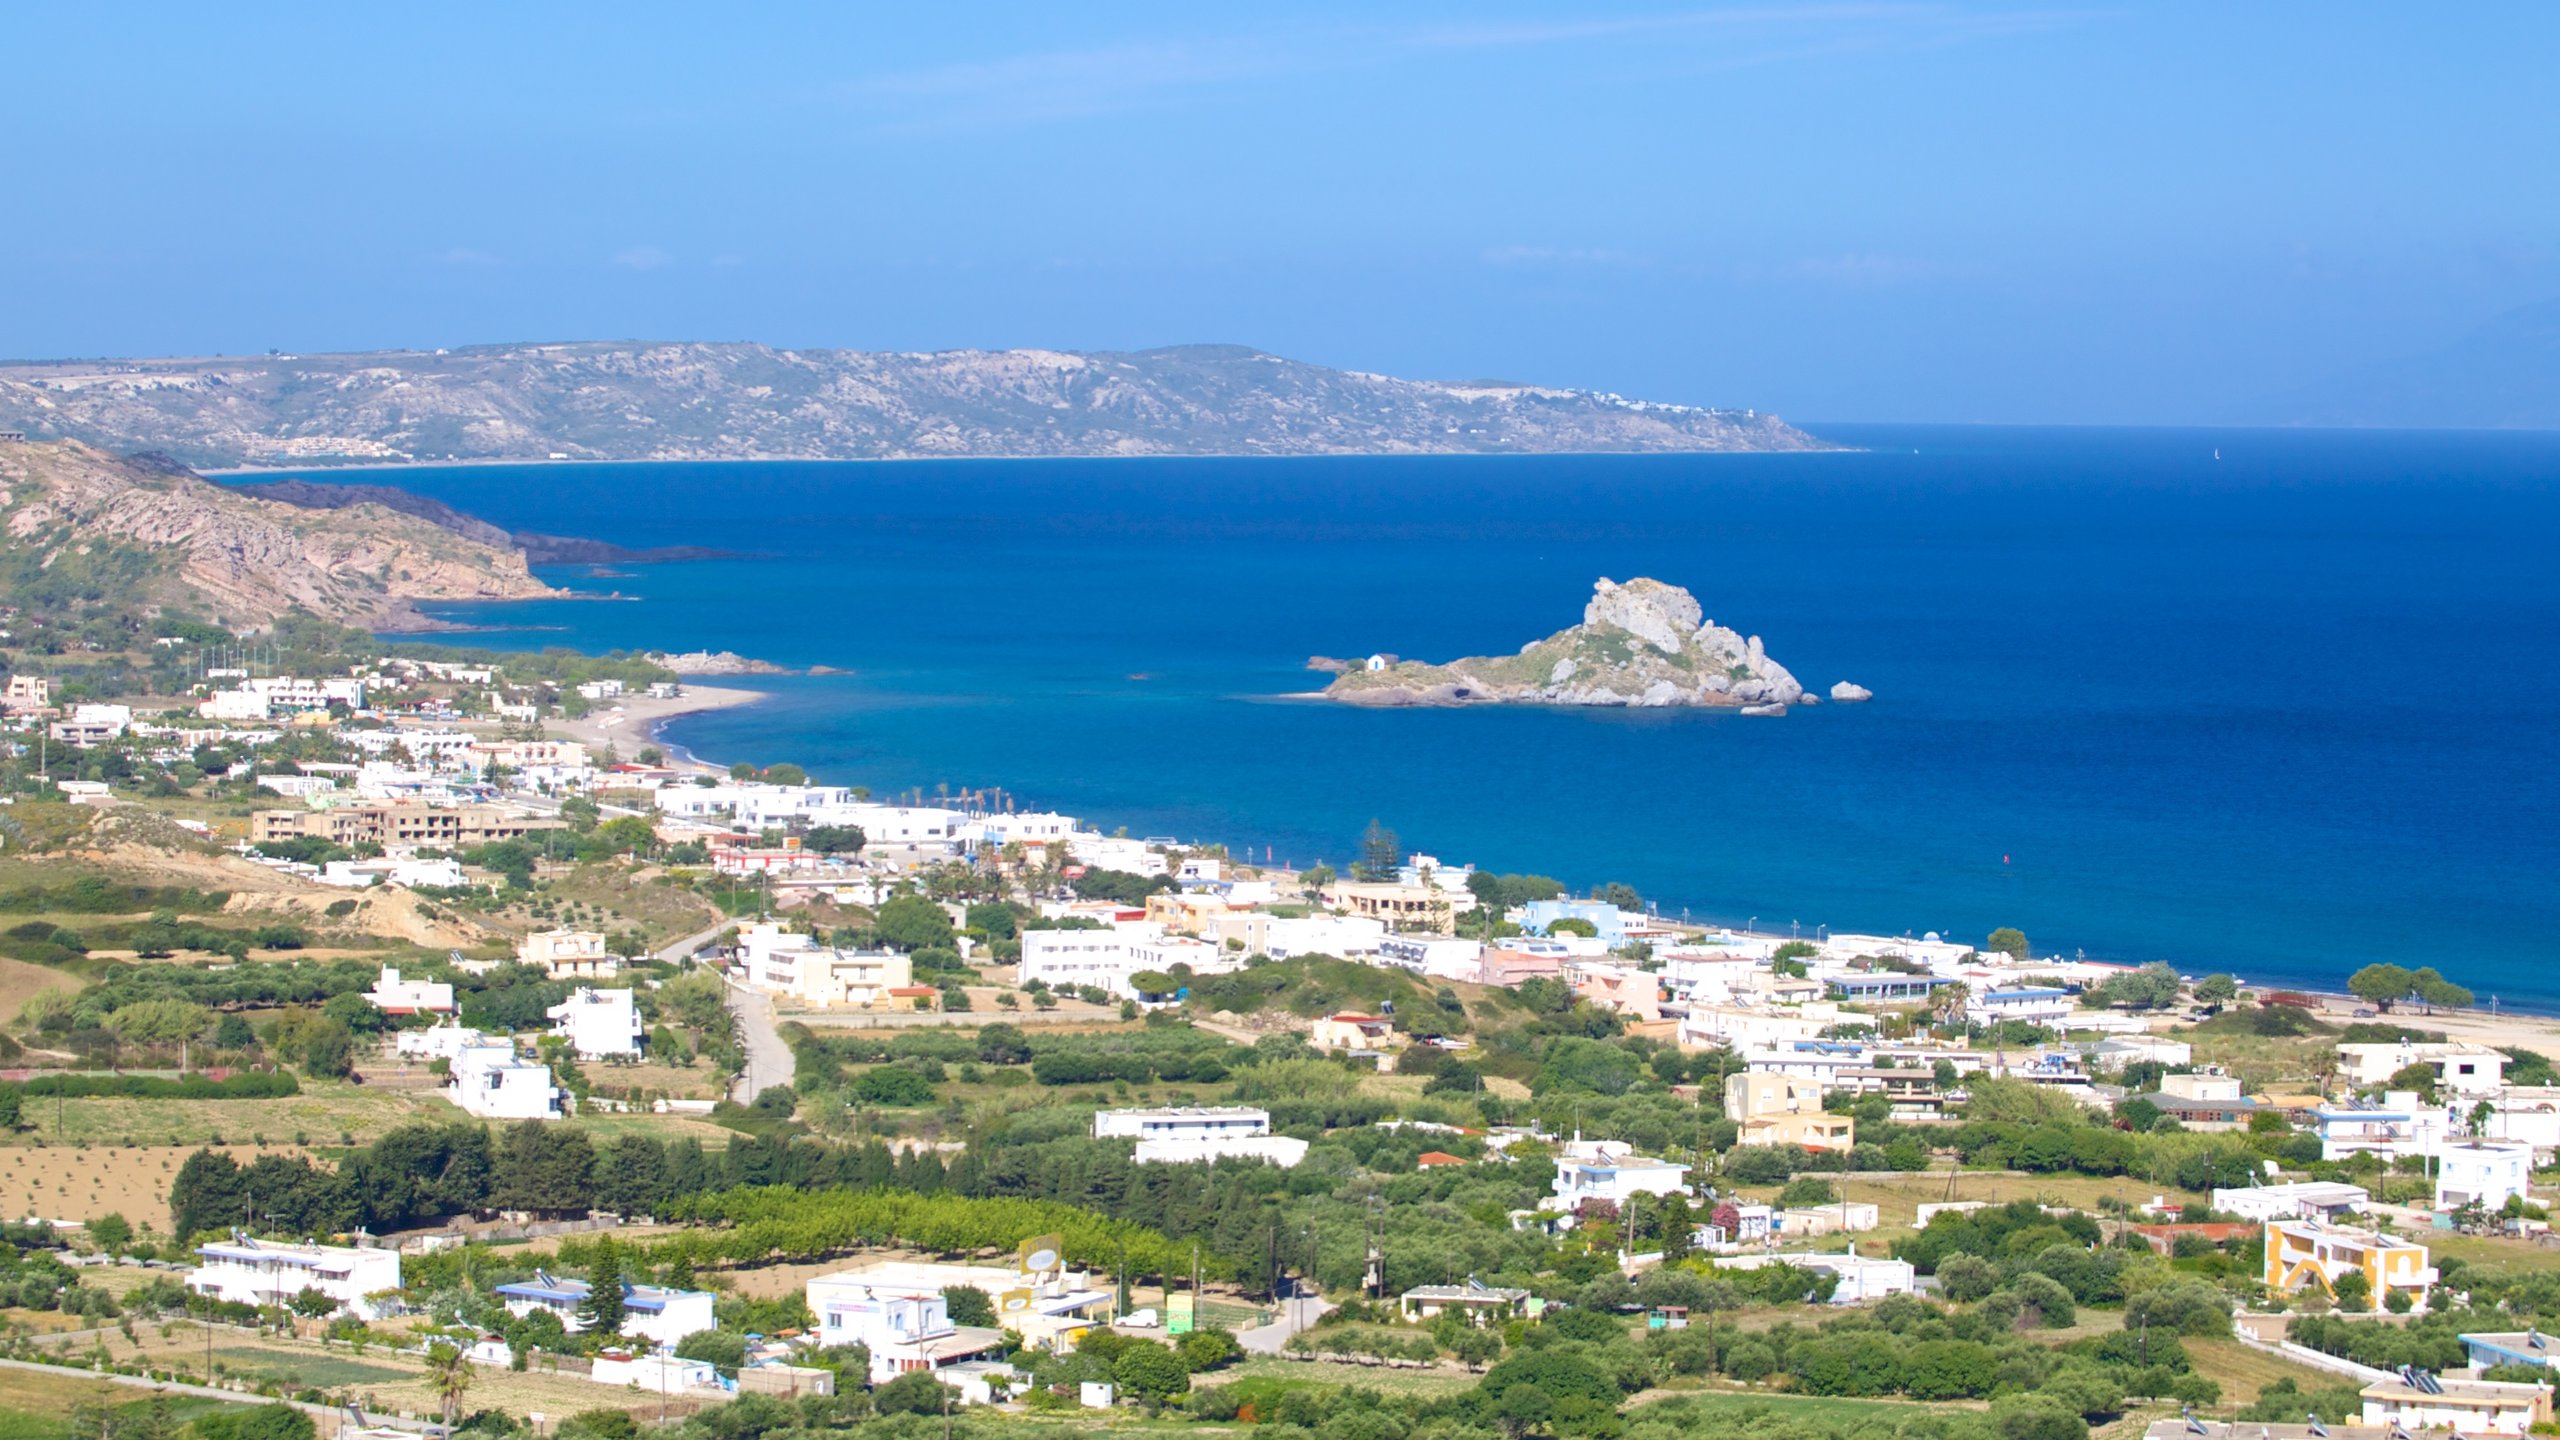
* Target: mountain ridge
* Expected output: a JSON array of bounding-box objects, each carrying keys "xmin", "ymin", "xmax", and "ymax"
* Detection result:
[{"xmin": 0, "ymin": 340, "xmax": 1834, "ymax": 470}]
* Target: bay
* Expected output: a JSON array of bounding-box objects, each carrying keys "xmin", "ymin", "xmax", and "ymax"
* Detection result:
[{"xmin": 258, "ymin": 424, "xmax": 2560, "ymax": 1005}]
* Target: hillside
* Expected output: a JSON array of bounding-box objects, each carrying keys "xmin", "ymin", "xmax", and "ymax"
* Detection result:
[
  {"xmin": 0, "ymin": 341, "xmax": 1833, "ymax": 469},
  {"xmin": 0, "ymin": 438, "xmax": 560, "ymax": 630}
]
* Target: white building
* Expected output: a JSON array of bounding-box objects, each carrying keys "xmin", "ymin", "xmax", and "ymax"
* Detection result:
[
  {"xmin": 2209, "ymin": 1181, "xmax": 2372, "ymax": 1223},
  {"xmin": 521, "ymin": 928, "xmax": 620, "ymax": 979},
  {"xmin": 2314, "ymin": 1092, "xmax": 2447, "ymax": 1161},
  {"xmin": 2360, "ymin": 1375, "xmax": 2552, "ymax": 1436},
  {"xmin": 191, "ymin": 1236, "xmax": 403, "ymax": 1319},
  {"xmin": 448, "ymin": 1038, "xmax": 564, "ymax": 1120},
  {"xmin": 495, "ymin": 1272, "xmax": 717, "ymax": 1347},
  {"xmin": 590, "ymin": 1353, "xmax": 722, "ymax": 1394},
  {"xmin": 547, "ymin": 987, "xmax": 644, "ymax": 1060},
  {"xmin": 1376, "ymin": 936, "xmax": 1484, "ymax": 975},
  {"xmin": 1550, "ymin": 1137, "xmax": 1690, "ymax": 1211},
  {"xmin": 364, "ymin": 966, "xmax": 456, "ymax": 1016},
  {"xmin": 1134, "ymin": 1135, "xmax": 1309, "ymax": 1167},
  {"xmin": 1095, "ymin": 1106, "xmax": 1271, "ymax": 1142},
  {"xmin": 1016, "ymin": 924, "xmax": 1242, "ymax": 999},
  {"xmin": 1967, "ymin": 987, "xmax": 2076, "ymax": 1028},
  {"xmin": 2481, "ymin": 1088, "xmax": 2560, "ymax": 1156},
  {"xmin": 2336, "ymin": 1042, "xmax": 2509, "ymax": 1096},
  {"xmin": 1710, "ymin": 1250, "xmax": 1913, "ymax": 1303},
  {"xmin": 2437, "ymin": 1140, "xmax": 2536, "ymax": 1213}
]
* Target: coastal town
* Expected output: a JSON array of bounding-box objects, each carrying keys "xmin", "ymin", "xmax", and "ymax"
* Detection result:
[{"xmin": 0, "ymin": 644, "xmax": 2557, "ymax": 1440}]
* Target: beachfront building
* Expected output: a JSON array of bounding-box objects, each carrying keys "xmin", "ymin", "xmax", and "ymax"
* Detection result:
[
  {"xmin": 1724, "ymin": 1071, "xmax": 1856, "ymax": 1152},
  {"xmin": 733, "ymin": 923, "xmax": 917, "ymax": 1009},
  {"xmin": 363, "ymin": 966, "xmax": 455, "ymax": 1016},
  {"xmin": 495, "ymin": 1272, "xmax": 718, "ymax": 1346},
  {"xmin": 1323, "ymin": 880, "xmax": 1463, "ymax": 936},
  {"xmin": 1551, "ymin": 1137, "xmax": 1690, "ymax": 1210},
  {"xmin": 2336, "ymin": 1041, "xmax": 2508, "ymax": 1096},
  {"xmin": 190, "ymin": 1235, "xmax": 403, "ymax": 1319},
  {"xmin": 2437, "ymin": 1140, "xmax": 2536, "ymax": 1213},
  {"xmin": 1966, "ymin": 986, "xmax": 2075, "ymax": 1028},
  {"xmin": 547, "ymin": 986, "xmax": 644, "ymax": 1059},
  {"xmin": 448, "ymin": 1037, "xmax": 565, "ymax": 1120},
  {"xmin": 2263, "ymin": 1219, "xmax": 2435, "ymax": 1309},
  {"xmin": 2360, "ymin": 1374, "xmax": 2551, "ymax": 1436}
]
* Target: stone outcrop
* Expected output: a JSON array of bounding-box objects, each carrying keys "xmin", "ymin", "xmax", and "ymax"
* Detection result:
[
  {"xmin": 0, "ymin": 439, "xmax": 559, "ymax": 629},
  {"xmin": 1830, "ymin": 681, "xmax": 1873, "ymax": 702},
  {"xmin": 1322, "ymin": 577, "xmax": 1808, "ymax": 711}
]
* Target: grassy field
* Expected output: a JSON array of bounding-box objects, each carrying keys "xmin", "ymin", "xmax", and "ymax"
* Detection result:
[
  {"xmin": 212, "ymin": 1345, "xmax": 412, "ymax": 1388},
  {"xmin": 0, "ymin": 959, "xmax": 80, "ymax": 1029},
  {"xmin": 1225, "ymin": 1356, "xmax": 1480, "ymax": 1397},
  {"xmin": 0, "ymin": 1368, "xmax": 247, "ymax": 1440},
  {"xmin": 3, "ymin": 1085, "xmax": 426, "ymax": 1150},
  {"xmin": 2179, "ymin": 1337, "xmax": 2338, "ymax": 1405}
]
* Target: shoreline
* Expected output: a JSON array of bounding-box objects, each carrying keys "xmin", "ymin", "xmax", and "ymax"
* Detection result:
[
  {"xmin": 198, "ymin": 445, "xmax": 1850, "ymax": 479},
  {"xmin": 551, "ymin": 682, "xmax": 766, "ymax": 772}
]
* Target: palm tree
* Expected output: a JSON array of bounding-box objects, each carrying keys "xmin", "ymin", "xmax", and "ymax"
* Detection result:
[
  {"xmin": 1933, "ymin": 982, "xmax": 1971, "ymax": 1033},
  {"xmin": 424, "ymin": 1341, "xmax": 475, "ymax": 1428}
]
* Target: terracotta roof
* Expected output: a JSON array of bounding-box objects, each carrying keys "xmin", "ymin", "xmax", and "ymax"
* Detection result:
[{"xmin": 1416, "ymin": 1151, "xmax": 1467, "ymax": 1167}]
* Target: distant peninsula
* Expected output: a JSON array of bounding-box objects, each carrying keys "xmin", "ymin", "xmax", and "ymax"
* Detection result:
[
  {"xmin": 0, "ymin": 341, "xmax": 1834, "ymax": 470},
  {"xmin": 1319, "ymin": 577, "xmax": 1866, "ymax": 715}
]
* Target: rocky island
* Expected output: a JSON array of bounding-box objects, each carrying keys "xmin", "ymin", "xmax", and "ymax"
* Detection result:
[{"xmin": 1320, "ymin": 577, "xmax": 1859, "ymax": 714}]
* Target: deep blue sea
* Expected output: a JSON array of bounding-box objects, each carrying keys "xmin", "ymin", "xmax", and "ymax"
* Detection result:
[{"xmin": 239, "ymin": 426, "xmax": 2560, "ymax": 1005}]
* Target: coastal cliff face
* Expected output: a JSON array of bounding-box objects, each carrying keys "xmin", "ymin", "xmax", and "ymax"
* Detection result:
[
  {"xmin": 0, "ymin": 440, "xmax": 560, "ymax": 628},
  {"xmin": 1322, "ymin": 578, "xmax": 1806, "ymax": 710},
  {"xmin": 0, "ymin": 342, "xmax": 1834, "ymax": 469}
]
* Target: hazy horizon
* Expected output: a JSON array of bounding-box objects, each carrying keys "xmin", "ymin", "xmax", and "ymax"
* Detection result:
[{"xmin": 6, "ymin": 4, "xmax": 2554, "ymax": 427}]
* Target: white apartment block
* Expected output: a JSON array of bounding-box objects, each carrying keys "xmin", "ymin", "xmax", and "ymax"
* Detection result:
[
  {"xmin": 1551, "ymin": 1138, "xmax": 1691, "ymax": 1210},
  {"xmin": 547, "ymin": 987, "xmax": 643, "ymax": 1059},
  {"xmin": 2437, "ymin": 1139, "xmax": 2535, "ymax": 1213},
  {"xmin": 191, "ymin": 1236, "xmax": 402, "ymax": 1318},
  {"xmin": 448, "ymin": 1038, "xmax": 564, "ymax": 1120},
  {"xmin": 1015, "ymin": 924, "xmax": 1240, "ymax": 999},
  {"xmin": 364, "ymin": 966, "xmax": 455, "ymax": 1015},
  {"xmin": 2336, "ymin": 1042, "xmax": 2508, "ymax": 1096},
  {"xmin": 1374, "ymin": 936, "xmax": 1481, "ymax": 975},
  {"xmin": 1967, "ymin": 987, "xmax": 2077, "ymax": 1028},
  {"xmin": 496, "ymin": 1271, "xmax": 717, "ymax": 1346}
]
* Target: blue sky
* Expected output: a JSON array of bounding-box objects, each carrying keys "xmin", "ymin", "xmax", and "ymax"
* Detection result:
[{"xmin": 4, "ymin": 4, "xmax": 2552, "ymax": 422}]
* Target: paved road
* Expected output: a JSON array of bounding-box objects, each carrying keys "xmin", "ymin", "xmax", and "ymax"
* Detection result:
[
  {"xmin": 656, "ymin": 918, "xmax": 734, "ymax": 965},
  {"xmin": 1237, "ymin": 1290, "xmax": 1337, "ymax": 1356},
  {"xmin": 724, "ymin": 978, "xmax": 793, "ymax": 1104}
]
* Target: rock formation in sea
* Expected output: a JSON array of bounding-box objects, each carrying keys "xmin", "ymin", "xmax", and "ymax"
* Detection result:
[
  {"xmin": 1830, "ymin": 681, "xmax": 1873, "ymax": 702},
  {"xmin": 1319, "ymin": 577, "xmax": 1806, "ymax": 710}
]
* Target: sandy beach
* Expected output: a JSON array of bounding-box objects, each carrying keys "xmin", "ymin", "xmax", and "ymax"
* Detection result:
[{"xmin": 553, "ymin": 683, "xmax": 765, "ymax": 774}]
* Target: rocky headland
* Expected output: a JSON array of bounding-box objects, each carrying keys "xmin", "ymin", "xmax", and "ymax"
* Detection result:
[
  {"xmin": 0, "ymin": 438, "xmax": 559, "ymax": 630},
  {"xmin": 1321, "ymin": 577, "xmax": 1859, "ymax": 714}
]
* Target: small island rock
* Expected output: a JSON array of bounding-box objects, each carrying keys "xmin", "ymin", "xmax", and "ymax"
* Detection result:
[
  {"xmin": 1320, "ymin": 577, "xmax": 1806, "ymax": 711},
  {"xmin": 1830, "ymin": 681, "xmax": 1873, "ymax": 702}
]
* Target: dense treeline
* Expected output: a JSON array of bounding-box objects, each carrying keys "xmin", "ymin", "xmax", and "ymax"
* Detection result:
[{"xmin": 7, "ymin": 1070, "xmax": 297, "ymax": 1102}]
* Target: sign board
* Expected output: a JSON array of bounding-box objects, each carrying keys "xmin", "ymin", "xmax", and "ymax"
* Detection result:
[{"xmin": 1166, "ymin": 1294, "xmax": 1195, "ymax": 1335}]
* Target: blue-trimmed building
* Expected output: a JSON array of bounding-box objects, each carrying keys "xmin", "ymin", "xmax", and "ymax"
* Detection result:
[
  {"xmin": 2464, "ymin": 1331, "xmax": 2560, "ymax": 1371},
  {"xmin": 496, "ymin": 1270, "xmax": 718, "ymax": 1348},
  {"xmin": 1826, "ymin": 974, "xmax": 1959, "ymax": 1004}
]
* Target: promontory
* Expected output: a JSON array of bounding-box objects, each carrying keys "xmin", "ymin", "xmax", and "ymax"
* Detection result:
[{"xmin": 1319, "ymin": 578, "xmax": 1814, "ymax": 711}]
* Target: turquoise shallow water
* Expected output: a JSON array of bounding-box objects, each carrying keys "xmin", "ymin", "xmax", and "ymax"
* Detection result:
[{"xmin": 257, "ymin": 424, "xmax": 2560, "ymax": 1004}]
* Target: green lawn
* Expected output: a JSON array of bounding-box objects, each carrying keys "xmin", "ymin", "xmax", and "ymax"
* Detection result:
[
  {"xmin": 213, "ymin": 1345, "xmax": 414, "ymax": 1388},
  {"xmin": 1630, "ymin": 1388, "xmax": 1981, "ymax": 1419},
  {"xmin": 1224, "ymin": 1356, "xmax": 1479, "ymax": 1397}
]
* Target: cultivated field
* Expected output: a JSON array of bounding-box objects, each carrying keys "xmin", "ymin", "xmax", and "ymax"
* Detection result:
[{"xmin": 0, "ymin": 1143, "xmax": 323, "ymax": 1227}]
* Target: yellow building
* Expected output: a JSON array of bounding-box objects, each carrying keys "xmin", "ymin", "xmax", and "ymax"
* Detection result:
[
  {"xmin": 2263, "ymin": 1219, "xmax": 2435, "ymax": 1308},
  {"xmin": 1723, "ymin": 1072, "xmax": 1857, "ymax": 1152},
  {"xmin": 1322, "ymin": 881, "xmax": 1460, "ymax": 935}
]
